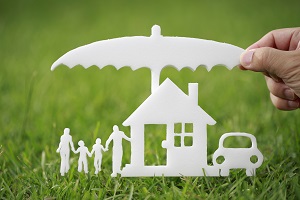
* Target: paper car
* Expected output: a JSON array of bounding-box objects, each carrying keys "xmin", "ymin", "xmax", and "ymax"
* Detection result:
[{"xmin": 213, "ymin": 132, "xmax": 263, "ymax": 176}]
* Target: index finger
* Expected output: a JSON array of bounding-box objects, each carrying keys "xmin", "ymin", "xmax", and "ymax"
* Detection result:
[{"xmin": 248, "ymin": 28, "xmax": 300, "ymax": 51}]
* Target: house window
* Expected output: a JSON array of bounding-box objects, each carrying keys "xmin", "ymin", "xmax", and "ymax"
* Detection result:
[{"xmin": 174, "ymin": 123, "xmax": 193, "ymax": 147}]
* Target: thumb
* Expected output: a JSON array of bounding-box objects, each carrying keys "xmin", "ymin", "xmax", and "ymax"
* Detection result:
[{"xmin": 240, "ymin": 47, "xmax": 291, "ymax": 75}]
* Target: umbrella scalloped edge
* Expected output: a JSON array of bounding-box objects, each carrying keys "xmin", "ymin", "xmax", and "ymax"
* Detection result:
[{"xmin": 51, "ymin": 63, "xmax": 241, "ymax": 72}]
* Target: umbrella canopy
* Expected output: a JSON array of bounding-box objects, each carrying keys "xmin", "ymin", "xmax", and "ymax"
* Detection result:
[{"xmin": 51, "ymin": 25, "xmax": 244, "ymax": 92}]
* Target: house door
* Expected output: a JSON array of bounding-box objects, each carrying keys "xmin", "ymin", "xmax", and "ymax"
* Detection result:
[{"xmin": 144, "ymin": 124, "xmax": 167, "ymax": 166}]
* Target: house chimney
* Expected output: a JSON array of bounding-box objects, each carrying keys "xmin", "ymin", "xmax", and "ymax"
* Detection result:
[{"xmin": 188, "ymin": 83, "xmax": 198, "ymax": 105}]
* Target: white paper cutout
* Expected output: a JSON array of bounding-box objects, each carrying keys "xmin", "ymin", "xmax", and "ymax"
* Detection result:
[
  {"xmin": 74, "ymin": 140, "xmax": 92, "ymax": 174},
  {"xmin": 121, "ymin": 79, "xmax": 263, "ymax": 177},
  {"xmin": 52, "ymin": 25, "xmax": 263, "ymax": 177},
  {"xmin": 51, "ymin": 25, "xmax": 244, "ymax": 93},
  {"xmin": 105, "ymin": 125, "xmax": 131, "ymax": 177},
  {"xmin": 212, "ymin": 132, "xmax": 263, "ymax": 176},
  {"xmin": 90, "ymin": 138, "xmax": 107, "ymax": 174},
  {"xmin": 122, "ymin": 79, "xmax": 215, "ymax": 176},
  {"xmin": 56, "ymin": 128, "xmax": 75, "ymax": 176}
]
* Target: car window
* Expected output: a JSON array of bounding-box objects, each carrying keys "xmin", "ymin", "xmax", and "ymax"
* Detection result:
[{"xmin": 223, "ymin": 136, "xmax": 252, "ymax": 148}]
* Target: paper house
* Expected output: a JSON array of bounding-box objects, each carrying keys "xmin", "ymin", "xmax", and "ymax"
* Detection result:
[{"xmin": 122, "ymin": 78, "xmax": 216, "ymax": 176}]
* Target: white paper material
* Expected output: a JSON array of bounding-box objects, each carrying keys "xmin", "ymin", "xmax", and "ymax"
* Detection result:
[
  {"xmin": 51, "ymin": 25, "xmax": 244, "ymax": 93},
  {"xmin": 53, "ymin": 25, "xmax": 263, "ymax": 177}
]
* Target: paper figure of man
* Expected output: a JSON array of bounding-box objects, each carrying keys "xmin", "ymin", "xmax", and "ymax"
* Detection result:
[
  {"xmin": 105, "ymin": 125, "xmax": 131, "ymax": 177},
  {"xmin": 74, "ymin": 140, "xmax": 92, "ymax": 174},
  {"xmin": 56, "ymin": 128, "xmax": 75, "ymax": 176},
  {"xmin": 90, "ymin": 138, "xmax": 107, "ymax": 174}
]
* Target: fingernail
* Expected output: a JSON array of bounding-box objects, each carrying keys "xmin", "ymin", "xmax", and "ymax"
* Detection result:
[
  {"xmin": 240, "ymin": 50, "xmax": 254, "ymax": 67},
  {"xmin": 296, "ymin": 41, "xmax": 300, "ymax": 49},
  {"xmin": 288, "ymin": 100, "xmax": 299, "ymax": 108},
  {"xmin": 284, "ymin": 89, "xmax": 295, "ymax": 100}
]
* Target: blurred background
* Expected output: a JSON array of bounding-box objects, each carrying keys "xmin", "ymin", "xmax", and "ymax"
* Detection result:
[{"xmin": 0, "ymin": 0, "xmax": 299, "ymax": 197}]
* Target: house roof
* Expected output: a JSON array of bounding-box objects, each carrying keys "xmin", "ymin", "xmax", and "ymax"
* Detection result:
[{"xmin": 123, "ymin": 78, "xmax": 216, "ymax": 126}]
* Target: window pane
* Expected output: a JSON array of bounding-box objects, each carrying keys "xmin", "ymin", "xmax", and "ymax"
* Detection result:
[
  {"xmin": 174, "ymin": 123, "xmax": 182, "ymax": 133},
  {"xmin": 184, "ymin": 136, "xmax": 193, "ymax": 147},
  {"xmin": 223, "ymin": 136, "xmax": 252, "ymax": 148},
  {"xmin": 185, "ymin": 123, "xmax": 193, "ymax": 133},
  {"xmin": 174, "ymin": 136, "xmax": 181, "ymax": 147}
]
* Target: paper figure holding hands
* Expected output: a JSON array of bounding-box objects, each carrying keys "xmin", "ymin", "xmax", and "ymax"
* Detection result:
[
  {"xmin": 56, "ymin": 128, "xmax": 75, "ymax": 176},
  {"xmin": 74, "ymin": 140, "xmax": 92, "ymax": 174},
  {"xmin": 105, "ymin": 125, "xmax": 131, "ymax": 177},
  {"xmin": 90, "ymin": 138, "xmax": 107, "ymax": 174}
]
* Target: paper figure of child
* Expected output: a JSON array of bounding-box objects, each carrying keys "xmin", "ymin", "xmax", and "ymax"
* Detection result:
[
  {"xmin": 90, "ymin": 138, "xmax": 107, "ymax": 174},
  {"xmin": 74, "ymin": 140, "xmax": 92, "ymax": 174},
  {"xmin": 56, "ymin": 128, "xmax": 75, "ymax": 176},
  {"xmin": 105, "ymin": 125, "xmax": 131, "ymax": 177}
]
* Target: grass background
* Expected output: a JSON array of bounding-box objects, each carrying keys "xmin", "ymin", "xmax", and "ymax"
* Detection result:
[{"xmin": 0, "ymin": 0, "xmax": 299, "ymax": 199}]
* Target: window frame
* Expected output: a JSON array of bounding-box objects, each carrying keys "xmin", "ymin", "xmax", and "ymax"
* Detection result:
[{"xmin": 173, "ymin": 123, "xmax": 194, "ymax": 147}]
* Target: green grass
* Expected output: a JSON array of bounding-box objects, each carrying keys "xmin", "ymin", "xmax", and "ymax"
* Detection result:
[{"xmin": 1, "ymin": 0, "xmax": 300, "ymax": 199}]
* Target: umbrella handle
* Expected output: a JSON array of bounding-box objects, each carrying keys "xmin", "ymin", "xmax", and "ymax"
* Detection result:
[{"xmin": 151, "ymin": 70, "xmax": 160, "ymax": 93}]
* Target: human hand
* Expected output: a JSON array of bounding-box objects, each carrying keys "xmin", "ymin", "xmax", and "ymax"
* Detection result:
[{"xmin": 240, "ymin": 27, "xmax": 300, "ymax": 110}]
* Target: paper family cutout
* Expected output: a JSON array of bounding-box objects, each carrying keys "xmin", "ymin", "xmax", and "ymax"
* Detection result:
[
  {"xmin": 53, "ymin": 25, "xmax": 263, "ymax": 177},
  {"xmin": 57, "ymin": 126, "xmax": 129, "ymax": 176}
]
